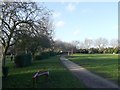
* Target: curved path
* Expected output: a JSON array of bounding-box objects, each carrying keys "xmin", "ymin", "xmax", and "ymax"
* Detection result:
[{"xmin": 60, "ymin": 56, "xmax": 119, "ymax": 89}]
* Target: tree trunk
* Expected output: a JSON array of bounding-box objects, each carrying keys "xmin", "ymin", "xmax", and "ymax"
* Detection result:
[
  {"xmin": 68, "ymin": 51, "xmax": 69, "ymax": 56},
  {"xmin": 31, "ymin": 52, "xmax": 35, "ymax": 61},
  {"xmin": 2, "ymin": 52, "xmax": 6, "ymax": 67},
  {"xmin": 2, "ymin": 46, "xmax": 9, "ymax": 67},
  {"xmin": 71, "ymin": 49, "xmax": 73, "ymax": 55}
]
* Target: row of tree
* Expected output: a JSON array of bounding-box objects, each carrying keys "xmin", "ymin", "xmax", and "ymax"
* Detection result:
[
  {"xmin": 79, "ymin": 47, "xmax": 118, "ymax": 54},
  {"xmin": 53, "ymin": 38, "xmax": 119, "ymax": 54},
  {"xmin": 78, "ymin": 38, "xmax": 118, "ymax": 49}
]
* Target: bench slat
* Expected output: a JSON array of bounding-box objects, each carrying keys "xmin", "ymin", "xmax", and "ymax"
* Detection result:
[
  {"xmin": 33, "ymin": 71, "xmax": 49, "ymax": 78},
  {"xmin": 37, "ymin": 71, "xmax": 49, "ymax": 76}
]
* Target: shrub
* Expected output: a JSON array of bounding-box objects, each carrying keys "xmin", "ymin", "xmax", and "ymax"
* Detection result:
[
  {"xmin": 35, "ymin": 54, "xmax": 43, "ymax": 60},
  {"xmin": 14, "ymin": 53, "xmax": 32, "ymax": 67},
  {"xmin": 34, "ymin": 52, "xmax": 49, "ymax": 60},
  {"xmin": 79, "ymin": 49, "xmax": 88, "ymax": 54},
  {"xmin": 35, "ymin": 51, "xmax": 57, "ymax": 60},
  {"xmin": 49, "ymin": 51, "xmax": 57, "ymax": 56},
  {"xmin": 41, "ymin": 52, "xmax": 50, "ymax": 59},
  {"xmin": 88, "ymin": 48, "xmax": 99, "ymax": 54},
  {"xmin": 98, "ymin": 50, "xmax": 103, "ymax": 54},
  {"xmin": 113, "ymin": 48, "xmax": 118, "ymax": 54}
]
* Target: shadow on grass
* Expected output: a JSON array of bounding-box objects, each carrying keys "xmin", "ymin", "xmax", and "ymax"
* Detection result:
[
  {"xmin": 3, "ymin": 56, "xmax": 86, "ymax": 88},
  {"xmin": 2, "ymin": 69, "xmax": 86, "ymax": 88}
]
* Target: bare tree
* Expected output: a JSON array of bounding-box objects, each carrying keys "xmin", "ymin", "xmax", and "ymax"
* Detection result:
[
  {"xmin": 79, "ymin": 42, "xmax": 85, "ymax": 49},
  {"xmin": 71, "ymin": 40, "xmax": 79, "ymax": 54},
  {"xmin": 94, "ymin": 37, "xmax": 108, "ymax": 50},
  {"xmin": 0, "ymin": 2, "xmax": 52, "ymax": 67},
  {"xmin": 110, "ymin": 38, "xmax": 118, "ymax": 48},
  {"xmin": 84, "ymin": 38, "xmax": 93, "ymax": 49},
  {"xmin": 54, "ymin": 40, "xmax": 75, "ymax": 55},
  {"xmin": 54, "ymin": 40, "xmax": 69, "ymax": 52}
]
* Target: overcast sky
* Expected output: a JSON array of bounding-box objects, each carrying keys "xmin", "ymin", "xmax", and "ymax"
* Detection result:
[{"xmin": 43, "ymin": 2, "xmax": 118, "ymax": 42}]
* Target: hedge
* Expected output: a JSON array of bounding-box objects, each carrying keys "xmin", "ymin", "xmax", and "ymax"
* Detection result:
[
  {"xmin": 35, "ymin": 51, "xmax": 58, "ymax": 60},
  {"xmin": 14, "ymin": 53, "xmax": 32, "ymax": 67}
]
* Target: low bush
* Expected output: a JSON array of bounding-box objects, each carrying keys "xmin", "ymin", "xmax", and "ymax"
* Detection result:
[
  {"xmin": 14, "ymin": 53, "xmax": 32, "ymax": 67},
  {"xmin": 113, "ymin": 48, "xmax": 118, "ymax": 54},
  {"xmin": 88, "ymin": 48, "xmax": 99, "ymax": 54},
  {"xmin": 35, "ymin": 54, "xmax": 43, "ymax": 60},
  {"xmin": 35, "ymin": 51, "xmax": 58, "ymax": 60},
  {"xmin": 79, "ymin": 49, "xmax": 88, "ymax": 54},
  {"xmin": 49, "ymin": 51, "xmax": 57, "ymax": 56},
  {"xmin": 41, "ymin": 52, "xmax": 50, "ymax": 59}
]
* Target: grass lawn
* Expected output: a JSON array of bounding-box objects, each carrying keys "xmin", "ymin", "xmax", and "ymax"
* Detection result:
[
  {"xmin": 3, "ymin": 56, "xmax": 86, "ymax": 88},
  {"xmin": 66, "ymin": 54, "xmax": 119, "ymax": 85}
]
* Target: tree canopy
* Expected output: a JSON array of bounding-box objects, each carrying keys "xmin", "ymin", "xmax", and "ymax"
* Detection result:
[{"xmin": 0, "ymin": 2, "xmax": 54, "ymax": 67}]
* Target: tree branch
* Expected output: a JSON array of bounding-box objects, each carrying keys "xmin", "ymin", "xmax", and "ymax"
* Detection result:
[
  {"xmin": 15, "ymin": 20, "xmax": 33, "ymax": 26},
  {"xmin": 9, "ymin": 37, "xmax": 19, "ymax": 46},
  {"xmin": 25, "ymin": 9, "xmax": 37, "ymax": 20},
  {"xmin": 0, "ymin": 37, "xmax": 6, "ymax": 47},
  {"xmin": 9, "ymin": 42, "xmax": 15, "ymax": 46},
  {"xmin": 2, "ymin": 30, "xmax": 10, "ymax": 39},
  {"xmin": 2, "ymin": 19, "xmax": 11, "ymax": 30}
]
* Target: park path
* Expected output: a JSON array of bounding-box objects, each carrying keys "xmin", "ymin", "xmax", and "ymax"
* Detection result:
[{"xmin": 60, "ymin": 56, "xmax": 119, "ymax": 89}]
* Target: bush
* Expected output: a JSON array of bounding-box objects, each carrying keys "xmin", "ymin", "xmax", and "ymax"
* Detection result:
[
  {"xmin": 49, "ymin": 51, "xmax": 57, "ymax": 56},
  {"xmin": 35, "ymin": 51, "xmax": 57, "ymax": 60},
  {"xmin": 98, "ymin": 49, "xmax": 103, "ymax": 54},
  {"xmin": 35, "ymin": 54, "xmax": 43, "ymax": 60},
  {"xmin": 14, "ymin": 53, "xmax": 32, "ymax": 67},
  {"xmin": 34, "ymin": 52, "xmax": 49, "ymax": 60},
  {"xmin": 113, "ymin": 48, "xmax": 118, "ymax": 54},
  {"xmin": 41, "ymin": 52, "xmax": 50, "ymax": 59},
  {"xmin": 88, "ymin": 48, "xmax": 99, "ymax": 54},
  {"xmin": 79, "ymin": 49, "xmax": 88, "ymax": 54}
]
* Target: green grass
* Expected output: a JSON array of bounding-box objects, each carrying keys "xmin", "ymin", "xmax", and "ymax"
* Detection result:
[
  {"xmin": 3, "ymin": 56, "xmax": 86, "ymax": 88},
  {"xmin": 67, "ymin": 54, "xmax": 118, "ymax": 85}
]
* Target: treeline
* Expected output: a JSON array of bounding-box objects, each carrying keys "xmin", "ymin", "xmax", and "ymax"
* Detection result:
[
  {"xmin": 53, "ymin": 38, "xmax": 119, "ymax": 54},
  {"xmin": 78, "ymin": 47, "xmax": 119, "ymax": 54}
]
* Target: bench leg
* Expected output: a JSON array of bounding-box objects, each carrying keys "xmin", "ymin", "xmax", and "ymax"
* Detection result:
[
  {"xmin": 46, "ymin": 74, "xmax": 49, "ymax": 77},
  {"xmin": 33, "ymin": 78, "xmax": 37, "ymax": 88}
]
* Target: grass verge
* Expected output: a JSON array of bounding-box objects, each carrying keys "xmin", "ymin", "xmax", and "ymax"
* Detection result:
[{"xmin": 67, "ymin": 54, "xmax": 118, "ymax": 85}]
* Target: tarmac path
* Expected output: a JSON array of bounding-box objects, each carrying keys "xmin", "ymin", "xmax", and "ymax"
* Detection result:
[{"xmin": 60, "ymin": 56, "xmax": 119, "ymax": 89}]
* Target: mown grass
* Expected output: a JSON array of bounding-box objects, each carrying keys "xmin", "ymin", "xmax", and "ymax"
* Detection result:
[
  {"xmin": 3, "ymin": 56, "xmax": 86, "ymax": 88},
  {"xmin": 67, "ymin": 54, "xmax": 119, "ymax": 85}
]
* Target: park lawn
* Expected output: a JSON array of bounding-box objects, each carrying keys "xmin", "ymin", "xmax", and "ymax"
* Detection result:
[
  {"xmin": 67, "ymin": 54, "xmax": 119, "ymax": 85},
  {"xmin": 3, "ymin": 56, "xmax": 86, "ymax": 88}
]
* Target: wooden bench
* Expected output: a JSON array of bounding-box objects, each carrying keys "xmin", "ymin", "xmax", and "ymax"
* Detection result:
[{"xmin": 32, "ymin": 70, "xmax": 49, "ymax": 87}]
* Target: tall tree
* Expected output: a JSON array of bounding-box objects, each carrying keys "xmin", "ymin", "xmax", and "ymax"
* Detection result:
[
  {"xmin": 84, "ymin": 38, "xmax": 93, "ymax": 49},
  {"xmin": 79, "ymin": 42, "xmax": 85, "ymax": 49},
  {"xmin": 0, "ymin": 2, "xmax": 52, "ymax": 67},
  {"xmin": 110, "ymin": 38, "xmax": 118, "ymax": 48},
  {"xmin": 94, "ymin": 37, "xmax": 108, "ymax": 50},
  {"xmin": 71, "ymin": 40, "xmax": 79, "ymax": 54}
]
